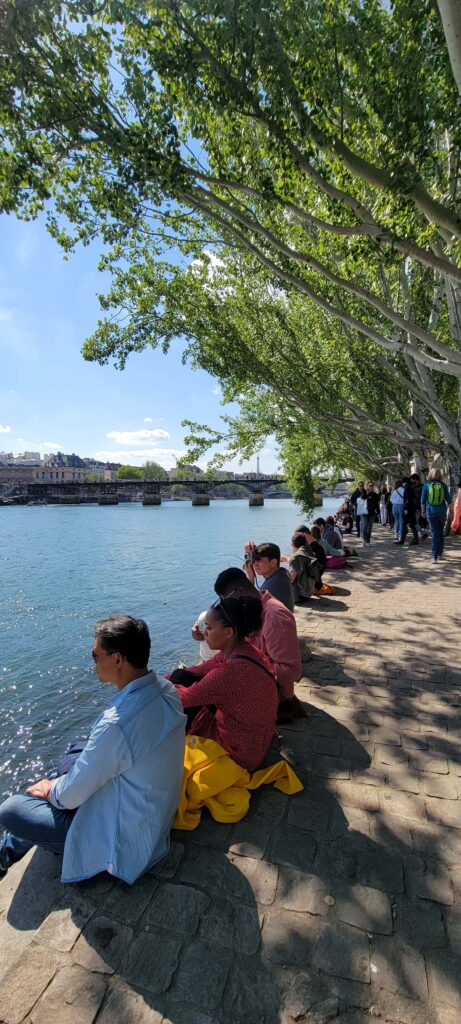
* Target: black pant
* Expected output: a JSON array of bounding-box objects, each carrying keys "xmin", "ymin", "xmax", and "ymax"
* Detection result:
[{"xmin": 401, "ymin": 512, "xmax": 418, "ymax": 544}]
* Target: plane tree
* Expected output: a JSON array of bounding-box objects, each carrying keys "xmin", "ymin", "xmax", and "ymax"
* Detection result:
[{"xmin": 1, "ymin": 0, "xmax": 461, "ymax": 479}]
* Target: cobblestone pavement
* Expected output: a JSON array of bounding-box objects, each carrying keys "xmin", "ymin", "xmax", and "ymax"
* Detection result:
[{"xmin": 0, "ymin": 526, "xmax": 460, "ymax": 1024}]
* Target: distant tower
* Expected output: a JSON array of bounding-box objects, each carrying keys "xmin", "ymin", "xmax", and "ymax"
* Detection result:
[{"xmin": 256, "ymin": 456, "xmax": 260, "ymax": 475}]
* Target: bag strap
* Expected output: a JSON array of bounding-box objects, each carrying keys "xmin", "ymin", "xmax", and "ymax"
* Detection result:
[{"xmin": 228, "ymin": 653, "xmax": 277, "ymax": 684}]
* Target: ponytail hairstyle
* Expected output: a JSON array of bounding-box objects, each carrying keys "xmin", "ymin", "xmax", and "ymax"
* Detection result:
[{"xmin": 213, "ymin": 596, "xmax": 262, "ymax": 639}]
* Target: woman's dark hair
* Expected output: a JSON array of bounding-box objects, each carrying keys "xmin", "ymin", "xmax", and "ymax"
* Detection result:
[
  {"xmin": 295, "ymin": 524, "xmax": 310, "ymax": 532},
  {"xmin": 326, "ymin": 516, "xmax": 335, "ymax": 525},
  {"xmin": 94, "ymin": 615, "xmax": 150, "ymax": 669},
  {"xmin": 291, "ymin": 532, "xmax": 307, "ymax": 549},
  {"xmin": 212, "ymin": 596, "xmax": 262, "ymax": 638},
  {"xmin": 394, "ymin": 478, "xmax": 402, "ymax": 488},
  {"xmin": 311, "ymin": 525, "xmax": 321, "ymax": 541}
]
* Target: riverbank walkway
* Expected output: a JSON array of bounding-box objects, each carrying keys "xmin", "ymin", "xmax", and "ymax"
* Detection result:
[{"xmin": 0, "ymin": 529, "xmax": 460, "ymax": 1024}]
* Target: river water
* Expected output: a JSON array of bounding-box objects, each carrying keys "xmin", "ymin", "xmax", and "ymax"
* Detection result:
[{"xmin": 0, "ymin": 497, "xmax": 339, "ymax": 798}]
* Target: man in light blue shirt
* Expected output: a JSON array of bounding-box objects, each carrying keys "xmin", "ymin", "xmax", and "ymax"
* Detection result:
[{"xmin": 0, "ymin": 616, "xmax": 186, "ymax": 884}]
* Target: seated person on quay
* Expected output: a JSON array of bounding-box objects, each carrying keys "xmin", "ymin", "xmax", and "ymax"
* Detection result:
[
  {"xmin": 0, "ymin": 616, "xmax": 186, "ymax": 884},
  {"xmin": 172, "ymin": 596, "xmax": 279, "ymax": 773},
  {"xmin": 313, "ymin": 516, "xmax": 344, "ymax": 552},
  {"xmin": 243, "ymin": 539, "xmax": 295, "ymax": 611},
  {"xmin": 312, "ymin": 522, "xmax": 345, "ymax": 557},
  {"xmin": 192, "ymin": 568, "xmax": 302, "ymax": 705},
  {"xmin": 289, "ymin": 533, "xmax": 320, "ymax": 603}
]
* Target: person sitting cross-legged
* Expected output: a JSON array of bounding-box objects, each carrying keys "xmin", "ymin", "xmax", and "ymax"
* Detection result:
[
  {"xmin": 288, "ymin": 533, "xmax": 321, "ymax": 604},
  {"xmin": 0, "ymin": 616, "xmax": 186, "ymax": 884}
]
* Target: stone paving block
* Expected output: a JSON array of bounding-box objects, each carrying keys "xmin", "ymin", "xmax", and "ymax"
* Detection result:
[
  {"xmin": 334, "ymin": 780, "xmax": 380, "ymax": 812},
  {"xmin": 411, "ymin": 822, "xmax": 461, "ymax": 865},
  {"xmin": 426, "ymin": 795, "xmax": 461, "ymax": 829},
  {"xmin": 311, "ymin": 919, "xmax": 370, "ymax": 984},
  {"xmin": 422, "ymin": 775, "xmax": 458, "ymax": 800},
  {"xmin": 32, "ymin": 893, "xmax": 96, "ymax": 952},
  {"xmin": 276, "ymin": 867, "xmax": 334, "ymax": 915},
  {"xmin": 384, "ymin": 767, "xmax": 421, "ymax": 794},
  {"xmin": 426, "ymin": 950, "xmax": 461, "ymax": 1009},
  {"xmin": 450, "ymin": 865, "xmax": 461, "ymax": 902},
  {"xmin": 315, "ymin": 755, "xmax": 351, "ymax": 779},
  {"xmin": 314, "ymin": 837, "xmax": 357, "ymax": 882},
  {"xmin": 410, "ymin": 752, "xmax": 449, "ymax": 775},
  {"xmin": 73, "ymin": 872, "xmax": 115, "ymax": 900},
  {"xmin": 180, "ymin": 820, "xmax": 232, "ymax": 850},
  {"xmin": 367, "ymin": 991, "xmax": 437, "ymax": 1024},
  {"xmin": 374, "ymin": 745, "xmax": 409, "ymax": 767},
  {"xmin": 262, "ymin": 907, "xmax": 318, "ymax": 965},
  {"xmin": 349, "ymin": 767, "xmax": 388, "ymax": 789},
  {"xmin": 287, "ymin": 791, "xmax": 330, "ymax": 832},
  {"xmin": 330, "ymin": 804, "xmax": 372, "ymax": 838},
  {"xmin": 394, "ymin": 896, "xmax": 446, "ymax": 948},
  {"xmin": 72, "ymin": 914, "xmax": 133, "ymax": 973},
  {"xmin": 333, "ymin": 881, "xmax": 392, "ymax": 934},
  {"xmin": 370, "ymin": 935, "xmax": 428, "ymax": 1001},
  {"xmin": 355, "ymin": 840, "xmax": 404, "ymax": 894},
  {"xmin": 228, "ymin": 821, "xmax": 271, "ymax": 858},
  {"xmin": 251, "ymin": 789, "xmax": 288, "ymax": 825},
  {"xmin": 313, "ymin": 735, "xmax": 342, "ymax": 756},
  {"xmin": 369, "ymin": 811, "xmax": 413, "ymax": 853},
  {"xmin": 341, "ymin": 739, "xmax": 371, "ymax": 765},
  {"xmin": 121, "ymin": 930, "xmax": 182, "ymax": 994},
  {"xmin": 29, "ymin": 964, "xmax": 107, "ymax": 1024},
  {"xmin": 225, "ymin": 852, "xmax": 279, "ymax": 905},
  {"xmin": 96, "ymin": 977, "xmax": 164, "ymax": 1024},
  {"xmin": 162, "ymin": 1005, "xmax": 218, "ymax": 1024},
  {"xmin": 148, "ymin": 840, "xmax": 185, "ymax": 876},
  {"xmin": 220, "ymin": 958, "xmax": 280, "ymax": 1024},
  {"xmin": 146, "ymin": 882, "xmax": 210, "ymax": 936},
  {"xmin": 179, "ymin": 846, "xmax": 228, "ymax": 890},
  {"xmin": 380, "ymin": 789, "xmax": 427, "ymax": 821},
  {"xmin": 169, "ymin": 939, "xmax": 231, "ymax": 1010},
  {"xmin": 369, "ymin": 726, "xmax": 402, "ymax": 746},
  {"xmin": 101, "ymin": 874, "xmax": 157, "ymax": 925},
  {"xmin": 269, "ymin": 822, "xmax": 317, "ymax": 873},
  {"xmin": 445, "ymin": 907, "xmax": 461, "ymax": 953},
  {"xmin": 402, "ymin": 734, "xmax": 429, "ymax": 750},
  {"xmin": 275, "ymin": 967, "xmax": 342, "ymax": 1024},
  {"xmin": 0, "ymin": 945, "xmax": 63, "ymax": 1024},
  {"xmin": 404, "ymin": 856, "xmax": 454, "ymax": 906},
  {"xmin": 198, "ymin": 894, "xmax": 261, "ymax": 954}
]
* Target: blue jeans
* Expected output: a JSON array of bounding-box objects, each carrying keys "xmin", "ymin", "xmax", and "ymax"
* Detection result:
[
  {"xmin": 359, "ymin": 514, "xmax": 373, "ymax": 542},
  {"xmin": 0, "ymin": 794, "xmax": 75, "ymax": 867},
  {"xmin": 392, "ymin": 505, "xmax": 404, "ymax": 538},
  {"xmin": 427, "ymin": 511, "xmax": 446, "ymax": 559}
]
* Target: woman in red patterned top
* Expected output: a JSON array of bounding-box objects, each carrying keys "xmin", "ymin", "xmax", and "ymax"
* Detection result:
[{"xmin": 173, "ymin": 597, "xmax": 278, "ymax": 772}]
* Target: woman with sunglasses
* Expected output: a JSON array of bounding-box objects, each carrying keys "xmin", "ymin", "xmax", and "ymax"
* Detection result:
[{"xmin": 171, "ymin": 596, "xmax": 279, "ymax": 772}]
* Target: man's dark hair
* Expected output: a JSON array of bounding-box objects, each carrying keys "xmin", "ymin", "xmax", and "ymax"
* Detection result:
[
  {"xmin": 313, "ymin": 517, "xmax": 325, "ymax": 527},
  {"xmin": 295, "ymin": 524, "xmax": 310, "ymax": 533},
  {"xmin": 214, "ymin": 567, "xmax": 257, "ymax": 598},
  {"xmin": 291, "ymin": 532, "xmax": 307, "ymax": 549},
  {"xmin": 254, "ymin": 542, "xmax": 280, "ymax": 564},
  {"xmin": 311, "ymin": 525, "xmax": 321, "ymax": 541},
  {"xmin": 94, "ymin": 615, "xmax": 150, "ymax": 669},
  {"xmin": 326, "ymin": 516, "xmax": 335, "ymax": 525},
  {"xmin": 410, "ymin": 473, "xmax": 420, "ymax": 482},
  {"xmin": 401, "ymin": 475, "xmax": 410, "ymax": 484}
]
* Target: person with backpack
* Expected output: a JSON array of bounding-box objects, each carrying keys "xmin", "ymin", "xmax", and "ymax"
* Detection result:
[{"xmin": 421, "ymin": 468, "xmax": 453, "ymax": 563}]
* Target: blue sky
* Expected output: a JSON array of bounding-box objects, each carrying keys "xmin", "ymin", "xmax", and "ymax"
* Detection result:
[{"xmin": 0, "ymin": 214, "xmax": 280, "ymax": 473}]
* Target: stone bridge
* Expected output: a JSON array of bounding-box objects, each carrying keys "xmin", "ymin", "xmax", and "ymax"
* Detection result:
[{"xmin": 21, "ymin": 478, "xmax": 287, "ymax": 507}]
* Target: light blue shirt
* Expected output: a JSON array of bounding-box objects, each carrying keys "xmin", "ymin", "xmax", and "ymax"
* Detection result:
[{"xmin": 49, "ymin": 672, "xmax": 186, "ymax": 884}]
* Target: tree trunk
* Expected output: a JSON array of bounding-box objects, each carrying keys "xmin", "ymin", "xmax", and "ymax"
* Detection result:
[{"xmin": 437, "ymin": 0, "xmax": 461, "ymax": 97}]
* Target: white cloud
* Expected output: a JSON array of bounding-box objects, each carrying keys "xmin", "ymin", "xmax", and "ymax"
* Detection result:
[
  {"xmin": 106, "ymin": 428, "xmax": 170, "ymax": 444},
  {"xmin": 15, "ymin": 438, "xmax": 62, "ymax": 450},
  {"xmin": 0, "ymin": 424, "xmax": 12, "ymax": 433},
  {"xmin": 143, "ymin": 417, "xmax": 153, "ymax": 423},
  {"xmin": 211, "ymin": 385, "xmax": 222, "ymax": 396},
  {"xmin": 95, "ymin": 447, "xmax": 186, "ymax": 468}
]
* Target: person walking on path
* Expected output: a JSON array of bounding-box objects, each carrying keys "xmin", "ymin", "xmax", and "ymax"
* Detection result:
[
  {"xmin": 396, "ymin": 475, "xmax": 420, "ymax": 546},
  {"xmin": 421, "ymin": 468, "xmax": 453, "ymax": 563},
  {"xmin": 353, "ymin": 482, "xmax": 379, "ymax": 545},
  {"xmin": 390, "ymin": 479, "xmax": 405, "ymax": 541}
]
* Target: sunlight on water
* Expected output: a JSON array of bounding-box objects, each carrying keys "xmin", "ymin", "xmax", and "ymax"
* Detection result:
[{"xmin": 0, "ymin": 497, "xmax": 339, "ymax": 797}]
